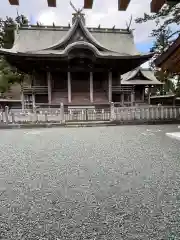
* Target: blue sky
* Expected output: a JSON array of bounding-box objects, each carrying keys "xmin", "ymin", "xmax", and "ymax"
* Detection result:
[{"xmin": 136, "ymin": 41, "xmax": 153, "ymax": 53}]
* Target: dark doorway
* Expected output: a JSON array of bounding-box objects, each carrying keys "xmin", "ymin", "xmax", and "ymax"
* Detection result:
[
  {"xmin": 112, "ymin": 93, "xmax": 120, "ymax": 102},
  {"xmin": 52, "ymin": 72, "xmax": 67, "ymax": 91},
  {"xmin": 71, "ymin": 72, "xmax": 89, "ymax": 92}
]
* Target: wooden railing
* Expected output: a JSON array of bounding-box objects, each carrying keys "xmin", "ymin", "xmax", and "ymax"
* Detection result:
[
  {"xmin": 0, "ymin": 105, "xmax": 180, "ymax": 124},
  {"xmin": 112, "ymin": 86, "xmax": 133, "ymax": 92},
  {"xmin": 112, "ymin": 106, "xmax": 180, "ymax": 122},
  {"xmin": 22, "ymin": 86, "xmax": 48, "ymax": 93}
]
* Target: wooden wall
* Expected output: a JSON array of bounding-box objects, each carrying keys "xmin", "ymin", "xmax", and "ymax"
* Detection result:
[{"xmin": 160, "ymin": 47, "xmax": 180, "ymax": 74}]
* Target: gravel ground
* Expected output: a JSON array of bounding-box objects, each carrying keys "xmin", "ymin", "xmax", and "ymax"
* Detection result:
[{"xmin": 0, "ymin": 125, "xmax": 180, "ymax": 240}]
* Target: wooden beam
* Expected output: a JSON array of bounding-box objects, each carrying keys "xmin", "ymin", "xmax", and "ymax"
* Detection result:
[
  {"xmin": 47, "ymin": 0, "xmax": 56, "ymax": 7},
  {"xmin": 84, "ymin": 0, "xmax": 93, "ymax": 9},
  {"xmin": 118, "ymin": 0, "xmax": 131, "ymax": 11},
  {"xmin": 151, "ymin": 0, "xmax": 166, "ymax": 13},
  {"xmin": 9, "ymin": 0, "xmax": 19, "ymax": 5}
]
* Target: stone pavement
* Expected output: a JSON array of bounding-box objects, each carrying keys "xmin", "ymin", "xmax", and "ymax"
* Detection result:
[
  {"xmin": 0, "ymin": 119, "xmax": 180, "ymax": 130},
  {"xmin": 166, "ymin": 131, "xmax": 180, "ymax": 141},
  {"xmin": 0, "ymin": 125, "xmax": 180, "ymax": 239}
]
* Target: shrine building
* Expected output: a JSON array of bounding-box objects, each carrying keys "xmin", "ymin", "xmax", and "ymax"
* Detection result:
[{"xmin": 0, "ymin": 10, "xmax": 162, "ymax": 108}]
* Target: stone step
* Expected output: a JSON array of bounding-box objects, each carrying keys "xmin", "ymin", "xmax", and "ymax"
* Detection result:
[{"xmin": 51, "ymin": 91, "xmax": 108, "ymax": 105}]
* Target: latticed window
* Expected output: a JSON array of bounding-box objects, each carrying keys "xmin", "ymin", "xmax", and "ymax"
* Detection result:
[{"xmin": 24, "ymin": 95, "xmax": 32, "ymax": 103}]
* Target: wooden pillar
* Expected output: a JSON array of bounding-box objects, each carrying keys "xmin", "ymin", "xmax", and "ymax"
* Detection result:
[
  {"xmin": 142, "ymin": 87, "xmax": 145, "ymax": 102},
  {"xmin": 148, "ymin": 86, "xmax": 151, "ymax": 105},
  {"xmin": 90, "ymin": 72, "xmax": 93, "ymax": 103},
  {"xmin": 68, "ymin": 72, "xmax": 71, "ymax": 103},
  {"xmin": 108, "ymin": 71, "xmax": 112, "ymax": 102},
  {"xmin": 21, "ymin": 91, "xmax": 25, "ymax": 111},
  {"xmin": 60, "ymin": 102, "xmax": 65, "ymax": 123},
  {"xmin": 121, "ymin": 93, "xmax": 124, "ymax": 106},
  {"xmin": 32, "ymin": 94, "xmax": 36, "ymax": 111},
  {"xmin": 173, "ymin": 96, "xmax": 176, "ymax": 106},
  {"xmin": 131, "ymin": 91, "xmax": 135, "ymax": 106},
  {"xmin": 47, "ymin": 72, "xmax": 52, "ymax": 105}
]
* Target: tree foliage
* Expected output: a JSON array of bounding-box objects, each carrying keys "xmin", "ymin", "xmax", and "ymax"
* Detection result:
[
  {"xmin": 0, "ymin": 14, "xmax": 28, "ymax": 48},
  {"xmin": 135, "ymin": 3, "xmax": 180, "ymax": 39},
  {"xmin": 0, "ymin": 14, "xmax": 28, "ymax": 95},
  {"xmin": 135, "ymin": 3, "xmax": 180, "ymax": 95}
]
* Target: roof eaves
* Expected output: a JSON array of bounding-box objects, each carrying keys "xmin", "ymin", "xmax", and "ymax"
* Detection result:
[
  {"xmin": 121, "ymin": 67, "xmax": 140, "ymax": 81},
  {"xmin": 154, "ymin": 35, "xmax": 180, "ymax": 67},
  {"xmin": 0, "ymin": 46, "xmax": 154, "ymax": 61}
]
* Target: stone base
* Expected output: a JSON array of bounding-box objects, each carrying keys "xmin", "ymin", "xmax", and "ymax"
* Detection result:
[{"xmin": 0, "ymin": 120, "xmax": 180, "ymax": 130}]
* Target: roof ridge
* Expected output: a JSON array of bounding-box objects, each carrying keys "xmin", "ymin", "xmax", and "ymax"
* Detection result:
[
  {"xmin": 19, "ymin": 25, "xmax": 131, "ymax": 33},
  {"xmin": 39, "ymin": 16, "xmax": 113, "ymax": 52}
]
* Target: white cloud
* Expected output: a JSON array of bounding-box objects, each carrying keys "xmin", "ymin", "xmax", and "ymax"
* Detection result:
[
  {"xmin": 0, "ymin": 0, "xmax": 156, "ymax": 44},
  {"xmin": 88, "ymin": 0, "xmax": 156, "ymax": 44},
  {"xmin": 38, "ymin": 10, "xmax": 58, "ymax": 25}
]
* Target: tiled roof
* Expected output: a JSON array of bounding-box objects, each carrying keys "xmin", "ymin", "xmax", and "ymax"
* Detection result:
[{"xmin": 121, "ymin": 67, "xmax": 163, "ymax": 85}]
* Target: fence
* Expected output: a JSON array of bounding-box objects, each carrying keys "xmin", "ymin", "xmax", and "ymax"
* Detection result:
[
  {"xmin": 0, "ymin": 107, "xmax": 110, "ymax": 124},
  {"xmin": 112, "ymin": 106, "xmax": 180, "ymax": 122},
  {"xmin": 0, "ymin": 105, "xmax": 180, "ymax": 124}
]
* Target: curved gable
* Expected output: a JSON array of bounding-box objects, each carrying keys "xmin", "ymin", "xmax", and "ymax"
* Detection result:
[
  {"xmin": 43, "ymin": 16, "xmax": 110, "ymax": 52},
  {"xmin": 121, "ymin": 67, "xmax": 162, "ymax": 85}
]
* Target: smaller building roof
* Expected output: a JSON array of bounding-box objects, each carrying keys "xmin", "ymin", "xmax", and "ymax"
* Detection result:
[{"xmin": 121, "ymin": 67, "xmax": 163, "ymax": 85}]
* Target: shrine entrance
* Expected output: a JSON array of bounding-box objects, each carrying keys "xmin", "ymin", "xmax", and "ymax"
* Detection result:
[
  {"xmin": 71, "ymin": 72, "xmax": 90, "ymax": 104},
  {"xmin": 71, "ymin": 72, "xmax": 90, "ymax": 92}
]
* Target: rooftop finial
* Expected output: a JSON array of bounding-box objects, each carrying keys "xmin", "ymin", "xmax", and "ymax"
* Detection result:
[
  {"xmin": 70, "ymin": 1, "xmax": 85, "ymax": 25},
  {"xmin": 126, "ymin": 15, "xmax": 133, "ymax": 33}
]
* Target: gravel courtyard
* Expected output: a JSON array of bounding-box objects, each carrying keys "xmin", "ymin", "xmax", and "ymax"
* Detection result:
[{"xmin": 0, "ymin": 125, "xmax": 180, "ymax": 240}]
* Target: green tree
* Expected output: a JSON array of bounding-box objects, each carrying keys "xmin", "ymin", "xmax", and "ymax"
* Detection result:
[
  {"xmin": 0, "ymin": 14, "xmax": 28, "ymax": 48},
  {"xmin": 135, "ymin": 3, "xmax": 180, "ymax": 95},
  {"xmin": 0, "ymin": 17, "xmax": 16, "ymax": 49},
  {"xmin": 0, "ymin": 14, "xmax": 28, "ymax": 96},
  {"xmin": 0, "ymin": 57, "xmax": 26, "ymax": 96},
  {"xmin": 135, "ymin": 3, "xmax": 180, "ymax": 40},
  {"xmin": 150, "ymin": 28, "xmax": 176, "ymax": 94}
]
